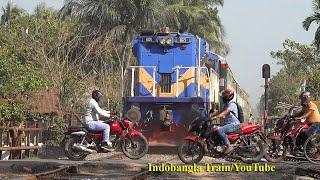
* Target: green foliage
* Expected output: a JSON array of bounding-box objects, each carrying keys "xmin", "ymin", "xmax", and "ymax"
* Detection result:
[
  {"xmin": 1, "ymin": 2, "xmax": 26, "ymax": 26},
  {"xmin": 164, "ymin": 0, "xmax": 228, "ymax": 54},
  {"xmin": 0, "ymin": 48, "xmax": 48, "ymax": 96},
  {"xmin": 0, "ymin": 1, "xmax": 227, "ymax": 130},
  {"xmin": 60, "ymin": 0, "xmax": 228, "ymax": 54},
  {"xmin": 303, "ymin": 0, "xmax": 320, "ymax": 49},
  {"xmin": 0, "ymin": 34, "xmax": 48, "ymax": 123},
  {"xmin": 260, "ymin": 39, "xmax": 320, "ymax": 115},
  {"xmin": 0, "ymin": 101, "xmax": 26, "ymax": 123},
  {"xmin": 44, "ymin": 117, "xmax": 66, "ymax": 146}
]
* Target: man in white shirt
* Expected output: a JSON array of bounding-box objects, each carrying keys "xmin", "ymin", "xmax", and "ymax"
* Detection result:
[{"xmin": 83, "ymin": 90, "xmax": 113, "ymax": 150}]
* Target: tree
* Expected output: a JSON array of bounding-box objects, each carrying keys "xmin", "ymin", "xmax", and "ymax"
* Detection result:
[
  {"xmin": 164, "ymin": 0, "xmax": 227, "ymax": 54},
  {"xmin": 0, "ymin": 4, "xmax": 87, "ymax": 114},
  {"xmin": 58, "ymin": 0, "xmax": 228, "ymax": 112},
  {"xmin": 1, "ymin": 2, "xmax": 26, "ymax": 26},
  {"xmin": 60, "ymin": 0, "xmax": 228, "ymax": 67},
  {"xmin": 303, "ymin": 0, "xmax": 320, "ymax": 49},
  {"xmin": 259, "ymin": 39, "xmax": 320, "ymax": 116}
]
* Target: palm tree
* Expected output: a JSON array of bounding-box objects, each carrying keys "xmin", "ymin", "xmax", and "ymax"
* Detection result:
[
  {"xmin": 59, "ymin": 0, "xmax": 228, "ymax": 79},
  {"xmin": 303, "ymin": 0, "xmax": 320, "ymax": 49},
  {"xmin": 34, "ymin": 3, "xmax": 56, "ymax": 19},
  {"xmin": 60, "ymin": 0, "xmax": 167, "ymax": 73},
  {"xmin": 1, "ymin": 2, "xmax": 25, "ymax": 26},
  {"xmin": 163, "ymin": 0, "xmax": 227, "ymax": 54},
  {"xmin": 60, "ymin": 0, "xmax": 168, "ymax": 42},
  {"xmin": 60, "ymin": 0, "xmax": 226, "ymax": 52}
]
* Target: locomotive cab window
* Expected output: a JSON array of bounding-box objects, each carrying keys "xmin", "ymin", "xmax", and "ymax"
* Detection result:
[{"xmin": 160, "ymin": 73, "xmax": 172, "ymax": 93}]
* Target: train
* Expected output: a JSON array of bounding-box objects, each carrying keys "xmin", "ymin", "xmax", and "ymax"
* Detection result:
[{"xmin": 122, "ymin": 28, "xmax": 250, "ymax": 145}]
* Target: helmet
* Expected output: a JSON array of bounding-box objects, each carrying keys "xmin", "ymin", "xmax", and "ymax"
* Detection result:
[
  {"xmin": 275, "ymin": 117, "xmax": 285, "ymax": 131},
  {"xmin": 299, "ymin": 91, "xmax": 311, "ymax": 99},
  {"xmin": 221, "ymin": 89, "xmax": 234, "ymax": 103},
  {"xmin": 299, "ymin": 91, "xmax": 311, "ymax": 106},
  {"xmin": 92, "ymin": 90, "xmax": 103, "ymax": 102}
]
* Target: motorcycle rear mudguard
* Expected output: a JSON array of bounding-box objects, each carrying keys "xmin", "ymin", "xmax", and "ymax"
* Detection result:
[
  {"xmin": 184, "ymin": 135, "xmax": 198, "ymax": 142},
  {"xmin": 122, "ymin": 131, "xmax": 143, "ymax": 139},
  {"xmin": 270, "ymin": 135, "xmax": 281, "ymax": 140},
  {"xmin": 120, "ymin": 131, "xmax": 145, "ymax": 145},
  {"xmin": 128, "ymin": 131, "xmax": 142, "ymax": 136}
]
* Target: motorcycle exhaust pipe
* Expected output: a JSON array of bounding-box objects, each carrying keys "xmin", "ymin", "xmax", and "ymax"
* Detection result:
[{"xmin": 73, "ymin": 144, "xmax": 97, "ymax": 153}]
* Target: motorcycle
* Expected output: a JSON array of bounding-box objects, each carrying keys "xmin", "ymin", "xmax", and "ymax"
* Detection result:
[
  {"xmin": 177, "ymin": 118, "xmax": 265, "ymax": 164},
  {"xmin": 303, "ymin": 129, "xmax": 320, "ymax": 164},
  {"xmin": 263, "ymin": 116, "xmax": 310, "ymax": 162},
  {"xmin": 62, "ymin": 115, "xmax": 149, "ymax": 161}
]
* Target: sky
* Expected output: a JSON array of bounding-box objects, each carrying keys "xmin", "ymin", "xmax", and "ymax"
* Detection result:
[
  {"xmin": 0, "ymin": 0, "xmax": 317, "ymax": 111},
  {"xmin": 219, "ymin": 0, "xmax": 316, "ymax": 109}
]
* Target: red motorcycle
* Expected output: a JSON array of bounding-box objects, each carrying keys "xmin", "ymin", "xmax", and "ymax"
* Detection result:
[
  {"xmin": 63, "ymin": 115, "xmax": 148, "ymax": 161},
  {"xmin": 264, "ymin": 116, "xmax": 310, "ymax": 162},
  {"xmin": 177, "ymin": 120, "xmax": 265, "ymax": 164}
]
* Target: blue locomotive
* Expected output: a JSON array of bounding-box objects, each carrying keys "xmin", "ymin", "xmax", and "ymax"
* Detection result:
[{"xmin": 123, "ymin": 28, "xmax": 249, "ymax": 145}]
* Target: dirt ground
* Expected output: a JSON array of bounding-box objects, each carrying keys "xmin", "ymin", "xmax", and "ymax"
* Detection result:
[{"xmin": 0, "ymin": 146, "xmax": 319, "ymax": 180}]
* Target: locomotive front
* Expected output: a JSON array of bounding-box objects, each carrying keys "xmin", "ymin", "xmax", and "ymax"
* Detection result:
[{"xmin": 123, "ymin": 28, "xmax": 220, "ymax": 145}]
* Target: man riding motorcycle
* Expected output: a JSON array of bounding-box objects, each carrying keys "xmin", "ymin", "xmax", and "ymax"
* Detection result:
[
  {"xmin": 83, "ymin": 90, "xmax": 113, "ymax": 151},
  {"xmin": 291, "ymin": 91, "xmax": 320, "ymax": 157},
  {"xmin": 208, "ymin": 89, "xmax": 241, "ymax": 154}
]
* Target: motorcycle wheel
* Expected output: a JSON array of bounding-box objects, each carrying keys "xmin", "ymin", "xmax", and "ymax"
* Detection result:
[
  {"xmin": 263, "ymin": 138, "xmax": 284, "ymax": 162},
  {"xmin": 240, "ymin": 138, "xmax": 264, "ymax": 163},
  {"xmin": 64, "ymin": 138, "xmax": 88, "ymax": 161},
  {"xmin": 121, "ymin": 134, "xmax": 149, "ymax": 159},
  {"xmin": 304, "ymin": 134, "xmax": 320, "ymax": 165},
  {"xmin": 177, "ymin": 139, "xmax": 204, "ymax": 164}
]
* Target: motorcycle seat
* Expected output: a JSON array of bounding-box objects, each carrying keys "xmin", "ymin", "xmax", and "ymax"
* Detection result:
[
  {"xmin": 68, "ymin": 126, "xmax": 88, "ymax": 132},
  {"xmin": 68, "ymin": 126, "xmax": 103, "ymax": 134},
  {"xmin": 226, "ymin": 128, "xmax": 242, "ymax": 135},
  {"xmin": 87, "ymin": 130, "xmax": 104, "ymax": 134},
  {"xmin": 68, "ymin": 126, "xmax": 84, "ymax": 129}
]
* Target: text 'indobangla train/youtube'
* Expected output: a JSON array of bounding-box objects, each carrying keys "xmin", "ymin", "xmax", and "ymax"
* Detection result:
[{"xmin": 122, "ymin": 28, "xmax": 250, "ymax": 146}]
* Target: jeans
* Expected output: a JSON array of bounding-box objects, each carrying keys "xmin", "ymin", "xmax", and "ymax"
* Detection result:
[
  {"xmin": 217, "ymin": 123, "xmax": 241, "ymax": 145},
  {"xmin": 296, "ymin": 123, "xmax": 320, "ymax": 147},
  {"xmin": 84, "ymin": 121, "xmax": 110, "ymax": 142}
]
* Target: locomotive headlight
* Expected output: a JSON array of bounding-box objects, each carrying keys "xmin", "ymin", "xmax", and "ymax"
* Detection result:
[
  {"xmin": 159, "ymin": 38, "xmax": 166, "ymax": 45},
  {"xmin": 166, "ymin": 38, "xmax": 172, "ymax": 45}
]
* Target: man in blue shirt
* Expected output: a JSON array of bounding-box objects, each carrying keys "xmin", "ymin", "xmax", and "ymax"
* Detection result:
[{"xmin": 209, "ymin": 89, "xmax": 241, "ymax": 154}]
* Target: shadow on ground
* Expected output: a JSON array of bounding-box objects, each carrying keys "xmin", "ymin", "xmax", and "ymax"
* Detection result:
[{"xmin": 147, "ymin": 146, "xmax": 178, "ymax": 155}]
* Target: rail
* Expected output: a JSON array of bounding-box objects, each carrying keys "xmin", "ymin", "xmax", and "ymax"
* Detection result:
[
  {"xmin": 127, "ymin": 66, "xmax": 157, "ymax": 97},
  {"xmin": 172, "ymin": 66, "xmax": 212, "ymax": 98},
  {"xmin": 125, "ymin": 65, "xmax": 216, "ymax": 100}
]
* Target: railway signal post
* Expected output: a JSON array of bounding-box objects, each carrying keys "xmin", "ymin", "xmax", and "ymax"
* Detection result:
[{"xmin": 262, "ymin": 64, "xmax": 270, "ymax": 134}]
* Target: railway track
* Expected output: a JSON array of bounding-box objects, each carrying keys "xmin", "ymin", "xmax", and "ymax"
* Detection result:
[
  {"xmin": 130, "ymin": 156, "xmax": 180, "ymax": 180},
  {"xmin": 34, "ymin": 166, "xmax": 71, "ymax": 180},
  {"xmin": 18, "ymin": 148, "xmax": 173, "ymax": 179},
  {"xmin": 8, "ymin": 149, "xmax": 319, "ymax": 180}
]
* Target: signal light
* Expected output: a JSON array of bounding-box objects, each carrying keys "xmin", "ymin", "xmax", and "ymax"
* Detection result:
[{"xmin": 262, "ymin": 64, "xmax": 270, "ymax": 78}]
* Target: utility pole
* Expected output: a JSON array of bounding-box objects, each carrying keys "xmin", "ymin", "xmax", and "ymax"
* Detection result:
[{"xmin": 262, "ymin": 64, "xmax": 270, "ymax": 134}]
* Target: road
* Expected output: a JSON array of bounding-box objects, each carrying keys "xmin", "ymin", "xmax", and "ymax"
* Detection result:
[{"xmin": 0, "ymin": 147, "xmax": 319, "ymax": 180}]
